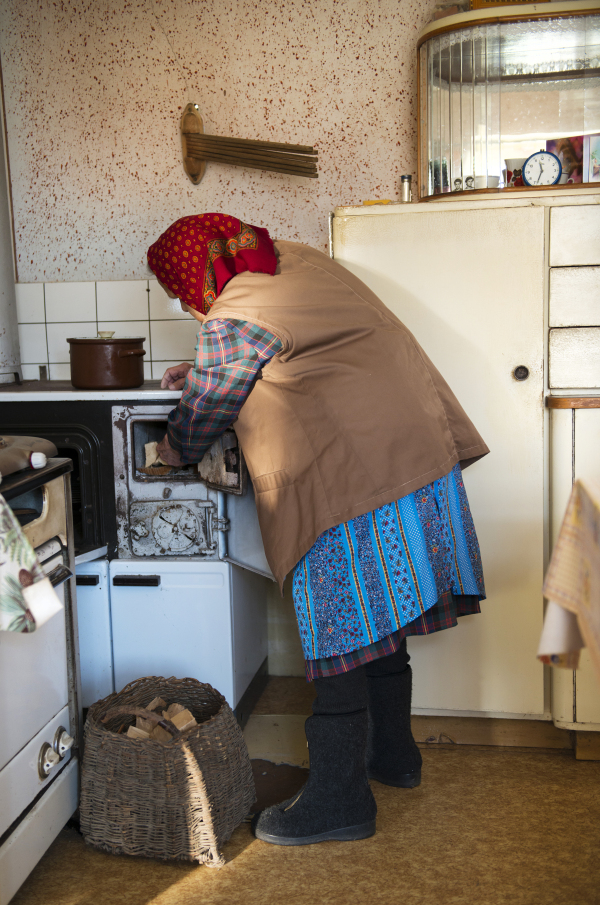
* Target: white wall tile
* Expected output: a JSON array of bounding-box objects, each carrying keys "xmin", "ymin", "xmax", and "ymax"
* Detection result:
[
  {"xmin": 149, "ymin": 320, "xmax": 200, "ymax": 362},
  {"xmin": 97, "ymin": 280, "xmax": 149, "ymax": 321},
  {"xmin": 143, "ymin": 361, "xmax": 152, "ymax": 381},
  {"xmin": 149, "ymin": 279, "xmax": 188, "ymax": 319},
  {"xmin": 15, "ymin": 283, "xmax": 45, "ymax": 323},
  {"xmin": 48, "ymin": 363, "xmax": 71, "ymax": 380},
  {"xmin": 151, "ymin": 360, "xmax": 188, "ymax": 381},
  {"xmin": 47, "ymin": 323, "xmax": 97, "ymax": 363},
  {"xmin": 45, "ymin": 281, "xmax": 96, "ymax": 322},
  {"xmin": 18, "ymin": 323, "xmax": 47, "ymax": 363},
  {"xmin": 21, "ymin": 364, "xmax": 46, "ymax": 380}
]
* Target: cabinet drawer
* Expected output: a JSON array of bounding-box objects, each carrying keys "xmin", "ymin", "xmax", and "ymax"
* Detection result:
[
  {"xmin": 0, "ymin": 706, "xmax": 71, "ymax": 837},
  {"xmin": 549, "ymin": 266, "xmax": 600, "ymax": 327},
  {"xmin": 549, "ymin": 327, "xmax": 600, "ymax": 388},
  {"xmin": 0, "ymin": 759, "xmax": 78, "ymax": 905},
  {"xmin": 0, "ymin": 593, "xmax": 69, "ymax": 772},
  {"xmin": 550, "ymin": 206, "xmax": 600, "ymax": 267}
]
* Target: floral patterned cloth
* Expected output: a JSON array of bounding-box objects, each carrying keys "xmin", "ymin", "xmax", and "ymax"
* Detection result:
[
  {"xmin": 147, "ymin": 213, "xmax": 277, "ymax": 314},
  {"xmin": 0, "ymin": 493, "xmax": 48, "ymax": 632},
  {"xmin": 293, "ymin": 463, "xmax": 485, "ymax": 662}
]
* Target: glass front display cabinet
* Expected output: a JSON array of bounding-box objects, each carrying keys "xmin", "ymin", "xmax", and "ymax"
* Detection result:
[{"xmin": 417, "ymin": 2, "xmax": 600, "ymax": 198}]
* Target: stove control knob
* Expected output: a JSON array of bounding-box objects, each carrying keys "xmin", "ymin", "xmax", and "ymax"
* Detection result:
[
  {"xmin": 38, "ymin": 742, "xmax": 61, "ymax": 779},
  {"xmin": 53, "ymin": 726, "xmax": 74, "ymax": 758}
]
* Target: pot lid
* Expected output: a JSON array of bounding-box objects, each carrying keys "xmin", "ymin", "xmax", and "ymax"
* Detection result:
[{"xmin": 67, "ymin": 336, "xmax": 146, "ymax": 343}]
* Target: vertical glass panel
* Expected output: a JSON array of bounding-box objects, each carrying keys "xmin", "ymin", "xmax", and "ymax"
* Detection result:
[
  {"xmin": 439, "ymin": 40, "xmax": 451, "ymax": 193},
  {"xmin": 486, "ymin": 24, "xmax": 502, "ymax": 185},
  {"xmin": 419, "ymin": 46, "xmax": 429, "ymax": 197},
  {"xmin": 449, "ymin": 35, "xmax": 463, "ymax": 190},
  {"xmin": 473, "ymin": 32, "xmax": 487, "ymax": 184},
  {"xmin": 461, "ymin": 35, "xmax": 474, "ymax": 188},
  {"xmin": 427, "ymin": 38, "xmax": 436, "ymax": 195},
  {"xmin": 583, "ymin": 16, "xmax": 600, "ymax": 139}
]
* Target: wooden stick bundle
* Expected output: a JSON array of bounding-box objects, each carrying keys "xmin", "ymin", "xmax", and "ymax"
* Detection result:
[{"xmin": 183, "ymin": 132, "xmax": 318, "ymax": 179}]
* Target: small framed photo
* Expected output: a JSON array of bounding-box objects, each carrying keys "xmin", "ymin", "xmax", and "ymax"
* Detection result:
[
  {"xmin": 546, "ymin": 136, "xmax": 584, "ymax": 183},
  {"xmin": 584, "ymin": 134, "xmax": 600, "ymax": 183}
]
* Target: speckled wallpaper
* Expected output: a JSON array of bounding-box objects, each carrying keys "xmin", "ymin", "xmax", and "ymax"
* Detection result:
[{"xmin": 1, "ymin": 0, "xmax": 436, "ymax": 282}]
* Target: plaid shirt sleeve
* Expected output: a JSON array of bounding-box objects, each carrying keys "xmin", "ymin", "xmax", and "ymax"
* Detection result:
[{"xmin": 166, "ymin": 319, "xmax": 283, "ymax": 464}]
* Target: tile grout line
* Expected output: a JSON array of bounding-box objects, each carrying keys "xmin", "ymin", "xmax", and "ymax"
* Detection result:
[
  {"xmin": 146, "ymin": 279, "xmax": 153, "ymax": 378},
  {"xmin": 43, "ymin": 282, "xmax": 50, "ymax": 377}
]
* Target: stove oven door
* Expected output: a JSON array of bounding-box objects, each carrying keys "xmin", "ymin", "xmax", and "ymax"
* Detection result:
[{"xmin": 221, "ymin": 481, "xmax": 274, "ymax": 580}]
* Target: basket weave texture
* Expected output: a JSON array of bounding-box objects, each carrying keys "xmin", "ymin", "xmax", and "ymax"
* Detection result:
[{"xmin": 80, "ymin": 676, "xmax": 255, "ymax": 867}]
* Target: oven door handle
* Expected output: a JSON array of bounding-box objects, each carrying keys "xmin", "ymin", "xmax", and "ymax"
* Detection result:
[
  {"xmin": 112, "ymin": 575, "xmax": 161, "ymax": 587},
  {"xmin": 48, "ymin": 564, "xmax": 73, "ymax": 588}
]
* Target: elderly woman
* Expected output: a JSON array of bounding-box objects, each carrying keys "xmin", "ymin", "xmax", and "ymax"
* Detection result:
[{"xmin": 147, "ymin": 213, "xmax": 488, "ymax": 847}]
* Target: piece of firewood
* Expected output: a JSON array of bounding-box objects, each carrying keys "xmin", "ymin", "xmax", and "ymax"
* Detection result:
[
  {"xmin": 170, "ymin": 709, "xmax": 197, "ymax": 733},
  {"xmin": 149, "ymin": 724, "xmax": 173, "ymax": 743},
  {"xmin": 136, "ymin": 716, "xmax": 155, "ymax": 733},
  {"xmin": 127, "ymin": 725, "xmax": 150, "ymax": 740},
  {"xmin": 146, "ymin": 696, "xmax": 167, "ymax": 712},
  {"xmin": 164, "ymin": 702, "xmax": 186, "ymax": 719}
]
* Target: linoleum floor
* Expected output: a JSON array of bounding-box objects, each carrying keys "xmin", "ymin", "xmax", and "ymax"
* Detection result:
[{"xmin": 12, "ymin": 681, "xmax": 600, "ymax": 905}]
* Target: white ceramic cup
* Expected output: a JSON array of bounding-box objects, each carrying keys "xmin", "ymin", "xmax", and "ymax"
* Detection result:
[{"xmin": 505, "ymin": 158, "xmax": 526, "ymax": 184}]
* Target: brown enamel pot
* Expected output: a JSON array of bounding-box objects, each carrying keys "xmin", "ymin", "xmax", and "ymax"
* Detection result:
[{"xmin": 68, "ymin": 335, "xmax": 146, "ymax": 390}]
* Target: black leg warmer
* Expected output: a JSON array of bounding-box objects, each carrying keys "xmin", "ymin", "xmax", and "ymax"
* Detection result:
[{"xmin": 365, "ymin": 640, "xmax": 423, "ymax": 787}]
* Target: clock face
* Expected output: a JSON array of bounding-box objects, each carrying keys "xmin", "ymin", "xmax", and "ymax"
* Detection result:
[{"xmin": 522, "ymin": 151, "xmax": 562, "ymax": 187}]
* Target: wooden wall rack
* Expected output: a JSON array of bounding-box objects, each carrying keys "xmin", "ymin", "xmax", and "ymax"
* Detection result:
[{"xmin": 180, "ymin": 104, "xmax": 318, "ymax": 185}]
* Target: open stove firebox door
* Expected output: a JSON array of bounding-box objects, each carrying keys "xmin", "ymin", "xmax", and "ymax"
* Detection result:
[
  {"xmin": 112, "ymin": 405, "xmax": 275, "ymax": 579},
  {"xmin": 223, "ymin": 478, "xmax": 274, "ymax": 580}
]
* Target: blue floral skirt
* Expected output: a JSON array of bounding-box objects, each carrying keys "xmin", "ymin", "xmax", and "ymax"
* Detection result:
[{"xmin": 292, "ymin": 463, "xmax": 485, "ymax": 664}]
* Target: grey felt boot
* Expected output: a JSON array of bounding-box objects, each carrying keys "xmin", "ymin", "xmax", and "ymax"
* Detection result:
[
  {"xmin": 252, "ymin": 710, "xmax": 377, "ymax": 846},
  {"xmin": 366, "ymin": 664, "xmax": 422, "ymax": 788}
]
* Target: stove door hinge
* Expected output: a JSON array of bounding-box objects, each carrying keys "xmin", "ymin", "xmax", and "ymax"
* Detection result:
[{"xmin": 213, "ymin": 516, "xmax": 230, "ymax": 533}]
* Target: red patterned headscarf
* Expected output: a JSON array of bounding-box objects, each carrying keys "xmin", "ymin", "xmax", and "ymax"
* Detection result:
[{"xmin": 147, "ymin": 213, "xmax": 277, "ymax": 314}]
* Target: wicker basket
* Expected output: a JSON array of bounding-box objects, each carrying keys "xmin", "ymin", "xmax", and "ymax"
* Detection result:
[{"xmin": 80, "ymin": 676, "xmax": 255, "ymax": 867}]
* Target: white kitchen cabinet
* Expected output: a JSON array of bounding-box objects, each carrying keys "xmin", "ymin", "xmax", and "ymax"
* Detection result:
[
  {"xmin": 333, "ymin": 191, "xmax": 600, "ymax": 721},
  {"xmin": 109, "ymin": 559, "xmax": 268, "ymax": 712},
  {"xmin": 550, "ymin": 404, "xmax": 600, "ymax": 730},
  {"xmin": 75, "ymin": 559, "xmax": 114, "ymax": 708}
]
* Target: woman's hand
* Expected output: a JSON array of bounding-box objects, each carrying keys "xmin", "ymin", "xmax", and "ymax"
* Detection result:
[
  {"xmin": 156, "ymin": 434, "xmax": 183, "ymax": 467},
  {"xmin": 160, "ymin": 362, "xmax": 193, "ymax": 390}
]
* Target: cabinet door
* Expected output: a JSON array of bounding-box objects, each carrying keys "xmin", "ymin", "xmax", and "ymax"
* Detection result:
[
  {"xmin": 109, "ymin": 560, "xmax": 236, "ymax": 707},
  {"xmin": 75, "ymin": 560, "xmax": 114, "ymax": 708},
  {"xmin": 573, "ymin": 408, "xmax": 600, "ymax": 727},
  {"xmin": 333, "ymin": 205, "xmax": 545, "ymax": 716},
  {"xmin": 550, "ymin": 405, "xmax": 600, "ymax": 730}
]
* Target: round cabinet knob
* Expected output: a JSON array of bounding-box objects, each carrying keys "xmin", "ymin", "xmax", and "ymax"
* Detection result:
[
  {"xmin": 513, "ymin": 366, "xmax": 530, "ymax": 381},
  {"xmin": 53, "ymin": 726, "xmax": 74, "ymax": 758},
  {"xmin": 38, "ymin": 742, "xmax": 61, "ymax": 779}
]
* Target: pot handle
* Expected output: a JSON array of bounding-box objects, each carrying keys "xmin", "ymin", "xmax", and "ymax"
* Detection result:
[{"xmin": 118, "ymin": 349, "xmax": 146, "ymax": 358}]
